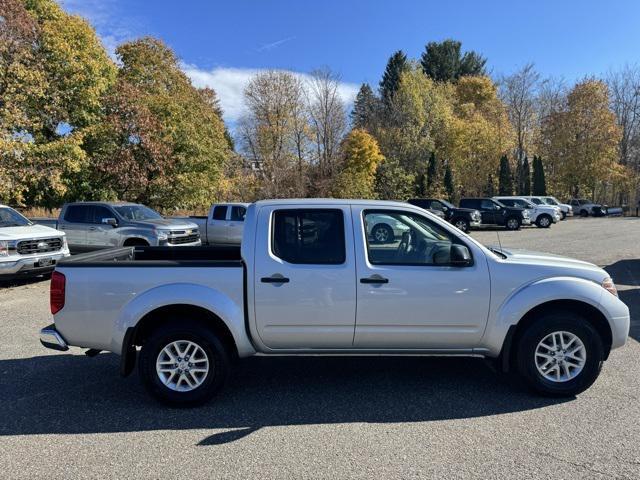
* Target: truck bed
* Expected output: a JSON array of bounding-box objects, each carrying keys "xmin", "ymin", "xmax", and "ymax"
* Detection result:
[{"xmin": 58, "ymin": 245, "xmax": 242, "ymax": 267}]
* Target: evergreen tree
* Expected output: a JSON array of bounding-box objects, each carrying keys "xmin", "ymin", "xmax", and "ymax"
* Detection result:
[
  {"xmin": 484, "ymin": 173, "xmax": 496, "ymax": 197},
  {"xmin": 443, "ymin": 161, "xmax": 455, "ymax": 201},
  {"xmin": 420, "ymin": 39, "xmax": 486, "ymax": 82},
  {"xmin": 498, "ymin": 155, "xmax": 513, "ymax": 195},
  {"xmin": 350, "ymin": 83, "xmax": 380, "ymax": 132},
  {"xmin": 520, "ymin": 156, "xmax": 531, "ymax": 195},
  {"xmin": 379, "ymin": 50, "xmax": 409, "ymax": 106},
  {"xmin": 532, "ymin": 156, "xmax": 547, "ymax": 195},
  {"xmin": 426, "ymin": 152, "xmax": 437, "ymax": 191}
]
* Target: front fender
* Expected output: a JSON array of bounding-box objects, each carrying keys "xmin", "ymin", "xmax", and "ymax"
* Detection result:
[
  {"xmin": 115, "ymin": 227, "xmax": 158, "ymax": 246},
  {"xmin": 481, "ymin": 276, "xmax": 628, "ymax": 357},
  {"xmin": 110, "ymin": 282, "xmax": 255, "ymax": 357}
]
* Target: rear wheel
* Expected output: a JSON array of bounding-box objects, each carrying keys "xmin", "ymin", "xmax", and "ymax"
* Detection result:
[
  {"xmin": 371, "ymin": 223, "xmax": 394, "ymax": 244},
  {"xmin": 138, "ymin": 321, "xmax": 230, "ymax": 406},
  {"xmin": 536, "ymin": 214, "xmax": 552, "ymax": 228},
  {"xmin": 561, "ymin": 211, "xmax": 567, "ymax": 220},
  {"xmin": 452, "ymin": 217, "xmax": 470, "ymax": 232},
  {"xmin": 124, "ymin": 238, "xmax": 149, "ymax": 247},
  {"xmin": 515, "ymin": 312, "xmax": 604, "ymax": 397},
  {"xmin": 505, "ymin": 216, "xmax": 521, "ymax": 230},
  {"xmin": 580, "ymin": 209, "xmax": 589, "ymax": 218}
]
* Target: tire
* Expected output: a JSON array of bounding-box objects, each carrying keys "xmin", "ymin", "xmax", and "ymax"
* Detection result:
[
  {"xmin": 515, "ymin": 311, "xmax": 604, "ymax": 397},
  {"xmin": 580, "ymin": 209, "xmax": 589, "ymax": 218},
  {"xmin": 561, "ymin": 211, "xmax": 567, "ymax": 220},
  {"xmin": 505, "ymin": 216, "xmax": 521, "ymax": 230},
  {"xmin": 536, "ymin": 214, "xmax": 552, "ymax": 228},
  {"xmin": 124, "ymin": 238, "xmax": 149, "ymax": 247},
  {"xmin": 452, "ymin": 217, "xmax": 470, "ymax": 232},
  {"xmin": 138, "ymin": 320, "xmax": 230, "ymax": 406},
  {"xmin": 371, "ymin": 223, "xmax": 394, "ymax": 244}
]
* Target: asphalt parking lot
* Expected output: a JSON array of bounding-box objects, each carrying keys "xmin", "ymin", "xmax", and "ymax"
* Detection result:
[{"xmin": 1, "ymin": 217, "xmax": 639, "ymax": 479}]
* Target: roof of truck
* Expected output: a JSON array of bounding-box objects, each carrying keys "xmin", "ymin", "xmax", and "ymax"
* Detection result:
[
  {"xmin": 253, "ymin": 198, "xmax": 413, "ymax": 209},
  {"xmin": 63, "ymin": 201, "xmax": 140, "ymax": 206}
]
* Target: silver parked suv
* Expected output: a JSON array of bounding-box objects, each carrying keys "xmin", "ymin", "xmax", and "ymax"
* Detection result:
[{"xmin": 51, "ymin": 202, "xmax": 201, "ymax": 253}]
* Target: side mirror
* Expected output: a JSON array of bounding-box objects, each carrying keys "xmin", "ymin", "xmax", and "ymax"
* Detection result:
[
  {"xmin": 102, "ymin": 217, "xmax": 118, "ymax": 227},
  {"xmin": 450, "ymin": 244, "xmax": 472, "ymax": 267}
]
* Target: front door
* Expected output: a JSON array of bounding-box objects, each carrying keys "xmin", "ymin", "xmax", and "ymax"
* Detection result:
[
  {"xmin": 226, "ymin": 205, "xmax": 246, "ymax": 244},
  {"xmin": 86, "ymin": 205, "xmax": 118, "ymax": 248},
  {"xmin": 353, "ymin": 207, "xmax": 491, "ymax": 349},
  {"xmin": 253, "ymin": 205, "xmax": 356, "ymax": 349},
  {"xmin": 479, "ymin": 199, "xmax": 497, "ymax": 224}
]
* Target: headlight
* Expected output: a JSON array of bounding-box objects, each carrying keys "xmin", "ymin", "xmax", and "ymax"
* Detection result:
[
  {"xmin": 473, "ymin": 210, "xmax": 481, "ymax": 221},
  {"xmin": 155, "ymin": 229, "xmax": 169, "ymax": 241},
  {"xmin": 602, "ymin": 277, "xmax": 618, "ymax": 297},
  {"xmin": 522, "ymin": 210, "xmax": 530, "ymax": 218},
  {"xmin": 0, "ymin": 240, "xmax": 7, "ymax": 257}
]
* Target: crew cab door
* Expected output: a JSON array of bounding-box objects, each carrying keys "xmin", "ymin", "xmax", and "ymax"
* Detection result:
[
  {"xmin": 58, "ymin": 205, "xmax": 89, "ymax": 252},
  {"xmin": 352, "ymin": 206, "xmax": 490, "ymax": 349},
  {"xmin": 479, "ymin": 199, "xmax": 498, "ymax": 224},
  {"xmin": 226, "ymin": 205, "xmax": 246, "ymax": 244},
  {"xmin": 207, "ymin": 205, "xmax": 228, "ymax": 245},
  {"xmin": 253, "ymin": 205, "xmax": 356, "ymax": 349}
]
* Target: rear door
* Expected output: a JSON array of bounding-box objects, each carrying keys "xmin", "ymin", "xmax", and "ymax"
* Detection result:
[
  {"xmin": 253, "ymin": 205, "xmax": 356, "ymax": 349},
  {"xmin": 227, "ymin": 205, "xmax": 246, "ymax": 244},
  {"xmin": 207, "ymin": 205, "xmax": 228, "ymax": 245},
  {"xmin": 58, "ymin": 205, "xmax": 89, "ymax": 252}
]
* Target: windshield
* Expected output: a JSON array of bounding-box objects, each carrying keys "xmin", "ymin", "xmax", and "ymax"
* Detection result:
[
  {"xmin": 0, "ymin": 207, "xmax": 32, "ymax": 227},
  {"xmin": 439, "ymin": 199, "xmax": 456, "ymax": 209},
  {"xmin": 529, "ymin": 197, "xmax": 543, "ymax": 205},
  {"xmin": 114, "ymin": 205, "xmax": 163, "ymax": 221}
]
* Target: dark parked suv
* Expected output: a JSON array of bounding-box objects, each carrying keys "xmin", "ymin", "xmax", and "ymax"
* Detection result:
[
  {"xmin": 459, "ymin": 198, "xmax": 531, "ymax": 230},
  {"xmin": 407, "ymin": 198, "xmax": 481, "ymax": 232}
]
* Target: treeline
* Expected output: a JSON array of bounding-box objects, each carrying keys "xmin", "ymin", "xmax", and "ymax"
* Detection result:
[{"xmin": 1, "ymin": 0, "xmax": 638, "ymax": 210}]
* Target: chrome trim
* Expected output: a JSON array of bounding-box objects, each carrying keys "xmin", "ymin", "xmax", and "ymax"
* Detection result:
[{"xmin": 39, "ymin": 325, "xmax": 69, "ymax": 351}]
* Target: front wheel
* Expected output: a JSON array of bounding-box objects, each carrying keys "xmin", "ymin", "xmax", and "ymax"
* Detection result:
[
  {"xmin": 536, "ymin": 214, "xmax": 552, "ymax": 228},
  {"xmin": 452, "ymin": 217, "xmax": 470, "ymax": 232},
  {"xmin": 371, "ymin": 223, "xmax": 394, "ymax": 244},
  {"xmin": 138, "ymin": 321, "xmax": 230, "ymax": 406},
  {"xmin": 505, "ymin": 216, "xmax": 521, "ymax": 230},
  {"xmin": 515, "ymin": 312, "xmax": 604, "ymax": 397}
]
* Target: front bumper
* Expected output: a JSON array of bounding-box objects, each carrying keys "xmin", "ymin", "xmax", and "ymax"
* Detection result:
[
  {"xmin": 0, "ymin": 251, "xmax": 70, "ymax": 278},
  {"xmin": 522, "ymin": 217, "xmax": 531, "ymax": 225},
  {"xmin": 39, "ymin": 324, "xmax": 69, "ymax": 351}
]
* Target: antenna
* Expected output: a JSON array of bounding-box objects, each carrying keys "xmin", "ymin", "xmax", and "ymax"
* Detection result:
[{"xmin": 495, "ymin": 229, "xmax": 503, "ymax": 253}]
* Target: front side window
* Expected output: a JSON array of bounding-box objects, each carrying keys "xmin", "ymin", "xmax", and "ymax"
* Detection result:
[
  {"xmin": 230, "ymin": 206, "xmax": 246, "ymax": 222},
  {"xmin": 364, "ymin": 210, "xmax": 462, "ymax": 266},
  {"xmin": 91, "ymin": 206, "xmax": 115, "ymax": 224},
  {"xmin": 272, "ymin": 209, "xmax": 345, "ymax": 264},
  {"xmin": 498, "ymin": 199, "xmax": 516, "ymax": 207},
  {"xmin": 480, "ymin": 199, "xmax": 495, "ymax": 210},
  {"xmin": 212, "ymin": 206, "xmax": 227, "ymax": 220}
]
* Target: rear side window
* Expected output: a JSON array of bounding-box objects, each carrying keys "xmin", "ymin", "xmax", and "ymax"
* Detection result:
[
  {"xmin": 230, "ymin": 206, "xmax": 246, "ymax": 221},
  {"xmin": 460, "ymin": 199, "xmax": 478, "ymax": 209},
  {"xmin": 272, "ymin": 209, "xmax": 345, "ymax": 264},
  {"xmin": 212, "ymin": 206, "xmax": 227, "ymax": 220},
  {"xmin": 64, "ymin": 205, "xmax": 90, "ymax": 223}
]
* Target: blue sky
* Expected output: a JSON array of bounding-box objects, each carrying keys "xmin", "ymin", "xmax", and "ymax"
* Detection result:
[{"xmin": 61, "ymin": 0, "xmax": 640, "ymax": 122}]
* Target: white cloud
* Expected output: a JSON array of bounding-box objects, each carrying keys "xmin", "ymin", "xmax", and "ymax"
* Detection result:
[{"xmin": 183, "ymin": 66, "xmax": 360, "ymax": 123}]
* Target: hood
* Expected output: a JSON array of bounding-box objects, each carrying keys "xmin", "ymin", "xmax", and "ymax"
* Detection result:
[
  {"xmin": 492, "ymin": 247, "xmax": 608, "ymax": 283},
  {"xmin": 0, "ymin": 223, "xmax": 64, "ymax": 241},
  {"xmin": 129, "ymin": 218, "xmax": 199, "ymax": 230}
]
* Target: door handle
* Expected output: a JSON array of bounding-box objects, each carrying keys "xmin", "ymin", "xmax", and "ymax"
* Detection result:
[
  {"xmin": 261, "ymin": 275, "xmax": 290, "ymax": 284},
  {"xmin": 360, "ymin": 276, "xmax": 389, "ymax": 284}
]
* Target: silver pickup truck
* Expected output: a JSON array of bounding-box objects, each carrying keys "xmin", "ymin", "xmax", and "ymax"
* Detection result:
[
  {"xmin": 175, "ymin": 202, "xmax": 249, "ymax": 245},
  {"xmin": 36, "ymin": 202, "xmax": 201, "ymax": 253},
  {"xmin": 40, "ymin": 199, "xmax": 629, "ymax": 407}
]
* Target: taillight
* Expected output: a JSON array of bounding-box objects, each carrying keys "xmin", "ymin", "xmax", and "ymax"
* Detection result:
[{"xmin": 50, "ymin": 271, "xmax": 66, "ymax": 315}]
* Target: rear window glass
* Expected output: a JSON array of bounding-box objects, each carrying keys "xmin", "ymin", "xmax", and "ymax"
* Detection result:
[
  {"xmin": 64, "ymin": 205, "xmax": 90, "ymax": 223},
  {"xmin": 272, "ymin": 209, "xmax": 345, "ymax": 264},
  {"xmin": 230, "ymin": 206, "xmax": 246, "ymax": 221},
  {"xmin": 212, "ymin": 206, "xmax": 227, "ymax": 220}
]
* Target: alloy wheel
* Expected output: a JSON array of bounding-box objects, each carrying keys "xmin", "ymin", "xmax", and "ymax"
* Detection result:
[
  {"xmin": 534, "ymin": 331, "xmax": 586, "ymax": 383},
  {"xmin": 156, "ymin": 340, "xmax": 210, "ymax": 392}
]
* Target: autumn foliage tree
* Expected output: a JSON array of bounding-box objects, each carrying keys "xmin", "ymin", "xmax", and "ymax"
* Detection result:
[{"xmin": 332, "ymin": 129, "xmax": 384, "ymax": 198}]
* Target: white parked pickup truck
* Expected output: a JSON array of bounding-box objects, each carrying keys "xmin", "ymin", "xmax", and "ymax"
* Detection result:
[
  {"xmin": 40, "ymin": 199, "xmax": 630, "ymax": 406},
  {"xmin": 175, "ymin": 203, "xmax": 249, "ymax": 246},
  {"xmin": 0, "ymin": 205, "xmax": 70, "ymax": 279}
]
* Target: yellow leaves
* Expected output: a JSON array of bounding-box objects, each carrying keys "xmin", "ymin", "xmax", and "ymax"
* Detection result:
[{"xmin": 333, "ymin": 129, "xmax": 385, "ymax": 199}]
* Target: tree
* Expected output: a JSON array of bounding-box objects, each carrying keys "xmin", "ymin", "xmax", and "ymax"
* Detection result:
[
  {"xmin": 443, "ymin": 161, "xmax": 455, "ymax": 201},
  {"xmin": 519, "ymin": 156, "xmax": 531, "ymax": 195},
  {"xmin": 484, "ymin": 173, "xmax": 496, "ymax": 197},
  {"xmin": 540, "ymin": 79, "xmax": 621, "ymax": 198},
  {"xmin": 606, "ymin": 64, "xmax": 640, "ymax": 171},
  {"xmin": 499, "ymin": 63, "xmax": 540, "ymax": 162},
  {"xmin": 90, "ymin": 38, "xmax": 229, "ymax": 209},
  {"xmin": 420, "ymin": 39, "xmax": 486, "ymax": 82},
  {"xmin": 307, "ymin": 68, "xmax": 347, "ymax": 193},
  {"xmin": 532, "ymin": 156, "xmax": 547, "ymax": 195},
  {"xmin": 350, "ymin": 83, "xmax": 381, "ymax": 132},
  {"xmin": 374, "ymin": 158, "xmax": 415, "ymax": 201},
  {"xmin": 379, "ymin": 50, "xmax": 409, "ymax": 105},
  {"xmin": 332, "ymin": 129, "xmax": 384, "ymax": 198},
  {"xmin": 498, "ymin": 155, "xmax": 513, "ymax": 195}
]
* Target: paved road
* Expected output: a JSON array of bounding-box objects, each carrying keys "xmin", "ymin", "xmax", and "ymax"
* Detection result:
[{"xmin": 1, "ymin": 217, "xmax": 639, "ymax": 479}]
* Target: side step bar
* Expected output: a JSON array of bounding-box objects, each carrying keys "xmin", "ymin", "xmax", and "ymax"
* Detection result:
[{"xmin": 39, "ymin": 324, "xmax": 69, "ymax": 351}]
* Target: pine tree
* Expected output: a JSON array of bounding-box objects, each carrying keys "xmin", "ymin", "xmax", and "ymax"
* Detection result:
[
  {"xmin": 379, "ymin": 50, "xmax": 409, "ymax": 106},
  {"xmin": 520, "ymin": 156, "xmax": 531, "ymax": 195},
  {"xmin": 532, "ymin": 156, "xmax": 547, "ymax": 195},
  {"xmin": 498, "ymin": 155, "xmax": 513, "ymax": 195},
  {"xmin": 426, "ymin": 152, "xmax": 438, "ymax": 191},
  {"xmin": 484, "ymin": 173, "xmax": 496, "ymax": 197},
  {"xmin": 443, "ymin": 161, "xmax": 455, "ymax": 201},
  {"xmin": 350, "ymin": 83, "xmax": 380, "ymax": 132}
]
